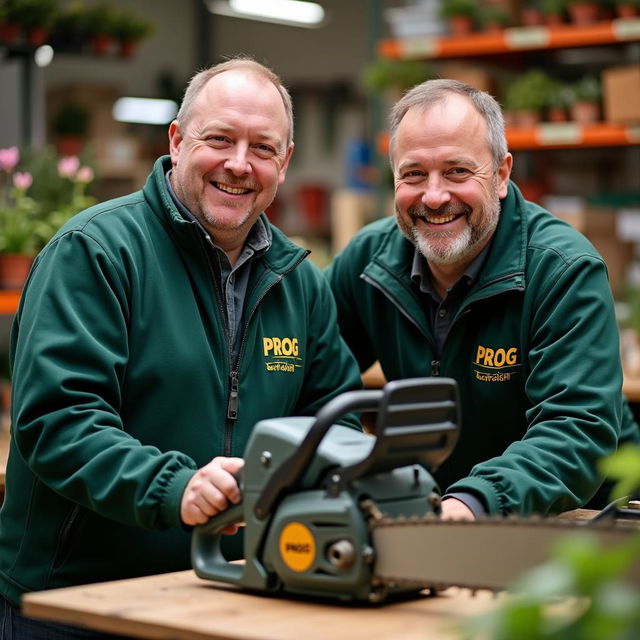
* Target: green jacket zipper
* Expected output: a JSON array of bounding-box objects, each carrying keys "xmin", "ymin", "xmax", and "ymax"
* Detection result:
[{"xmin": 223, "ymin": 250, "xmax": 311, "ymax": 456}]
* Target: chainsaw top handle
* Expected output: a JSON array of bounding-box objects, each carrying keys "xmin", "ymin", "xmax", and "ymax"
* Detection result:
[{"xmin": 253, "ymin": 377, "xmax": 460, "ymax": 520}]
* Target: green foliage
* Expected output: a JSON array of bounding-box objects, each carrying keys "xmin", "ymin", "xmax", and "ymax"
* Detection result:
[
  {"xmin": 362, "ymin": 58, "xmax": 432, "ymax": 94},
  {"xmin": 504, "ymin": 70, "xmax": 557, "ymax": 111},
  {"xmin": 0, "ymin": 146, "xmax": 96, "ymax": 255},
  {"xmin": 5, "ymin": 0, "xmax": 58, "ymax": 29},
  {"xmin": 80, "ymin": 2, "xmax": 115, "ymax": 37},
  {"xmin": 109, "ymin": 7, "xmax": 153, "ymax": 42},
  {"xmin": 440, "ymin": 0, "xmax": 479, "ymax": 19},
  {"xmin": 481, "ymin": 5, "xmax": 511, "ymax": 27},
  {"xmin": 541, "ymin": 0, "xmax": 567, "ymax": 15},
  {"xmin": 52, "ymin": 101, "xmax": 89, "ymax": 136},
  {"xmin": 569, "ymin": 75, "xmax": 602, "ymax": 103},
  {"xmin": 599, "ymin": 444, "xmax": 640, "ymax": 500}
]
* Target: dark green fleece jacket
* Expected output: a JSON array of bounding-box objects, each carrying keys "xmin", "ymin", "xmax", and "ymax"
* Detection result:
[
  {"xmin": 0, "ymin": 156, "xmax": 362, "ymax": 605},
  {"xmin": 327, "ymin": 182, "xmax": 640, "ymax": 516}
]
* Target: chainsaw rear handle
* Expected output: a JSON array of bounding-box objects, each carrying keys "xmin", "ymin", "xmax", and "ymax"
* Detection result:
[
  {"xmin": 253, "ymin": 389, "xmax": 383, "ymax": 520},
  {"xmin": 253, "ymin": 377, "xmax": 459, "ymax": 520}
]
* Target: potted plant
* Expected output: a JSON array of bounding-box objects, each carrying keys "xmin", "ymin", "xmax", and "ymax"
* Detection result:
[
  {"xmin": 546, "ymin": 80, "xmax": 574, "ymax": 121},
  {"xmin": 565, "ymin": 0, "xmax": 608, "ymax": 24},
  {"xmin": 440, "ymin": 0, "xmax": 479, "ymax": 36},
  {"xmin": 567, "ymin": 75, "xmax": 602, "ymax": 124},
  {"xmin": 614, "ymin": 0, "xmax": 640, "ymax": 17},
  {"xmin": 49, "ymin": 1, "xmax": 88, "ymax": 53},
  {"xmin": 109, "ymin": 8, "xmax": 154, "ymax": 58},
  {"xmin": 503, "ymin": 70, "xmax": 557, "ymax": 126},
  {"xmin": 480, "ymin": 5, "xmax": 511, "ymax": 31},
  {"xmin": 541, "ymin": 0, "xmax": 567, "ymax": 25},
  {"xmin": 81, "ymin": 2, "xmax": 116, "ymax": 55},
  {"xmin": 362, "ymin": 58, "xmax": 433, "ymax": 97},
  {"xmin": 521, "ymin": 0, "xmax": 545, "ymax": 25},
  {"xmin": 51, "ymin": 101, "xmax": 90, "ymax": 156},
  {"xmin": 0, "ymin": 147, "xmax": 39, "ymax": 289},
  {"xmin": 7, "ymin": 0, "xmax": 58, "ymax": 46}
]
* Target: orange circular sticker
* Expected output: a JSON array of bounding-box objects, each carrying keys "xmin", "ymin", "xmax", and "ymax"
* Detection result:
[{"xmin": 279, "ymin": 522, "xmax": 316, "ymax": 572}]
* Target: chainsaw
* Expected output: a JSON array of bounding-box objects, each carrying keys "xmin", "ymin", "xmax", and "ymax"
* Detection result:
[{"xmin": 191, "ymin": 378, "xmax": 640, "ymax": 603}]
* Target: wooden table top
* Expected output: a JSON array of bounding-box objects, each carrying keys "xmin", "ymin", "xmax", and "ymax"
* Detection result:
[
  {"xmin": 20, "ymin": 511, "xmax": 618, "ymax": 640},
  {"xmin": 22, "ymin": 570, "xmax": 498, "ymax": 640}
]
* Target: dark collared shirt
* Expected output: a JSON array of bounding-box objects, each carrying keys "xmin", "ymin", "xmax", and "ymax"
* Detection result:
[
  {"xmin": 165, "ymin": 171, "xmax": 271, "ymax": 365},
  {"xmin": 410, "ymin": 241, "xmax": 491, "ymax": 358},
  {"xmin": 410, "ymin": 242, "xmax": 492, "ymax": 517}
]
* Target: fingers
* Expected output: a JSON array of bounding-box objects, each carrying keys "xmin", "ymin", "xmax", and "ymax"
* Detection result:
[
  {"xmin": 440, "ymin": 497, "xmax": 476, "ymax": 521},
  {"xmin": 180, "ymin": 457, "xmax": 245, "ymax": 526}
]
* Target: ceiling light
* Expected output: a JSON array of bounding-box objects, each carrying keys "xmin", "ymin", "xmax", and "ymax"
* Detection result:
[
  {"xmin": 112, "ymin": 98, "xmax": 178, "ymax": 125},
  {"xmin": 206, "ymin": 0, "xmax": 326, "ymax": 28},
  {"xmin": 34, "ymin": 45, "xmax": 54, "ymax": 67}
]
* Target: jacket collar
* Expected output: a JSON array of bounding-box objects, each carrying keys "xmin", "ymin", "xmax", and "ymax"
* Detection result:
[
  {"xmin": 369, "ymin": 181, "xmax": 526, "ymax": 294},
  {"xmin": 142, "ymin": 155, "xmax": 308, "ymax": 275}
]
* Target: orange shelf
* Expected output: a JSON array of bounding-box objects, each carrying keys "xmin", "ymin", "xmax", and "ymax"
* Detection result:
[
  {"xmin": 506, "ymin": 122, "xmax": 640, "ymax": 149},
  {"xmin": 0, "ymin": 290, "xmax": 21, "ymax": 315},
  {"xmin": 377, "ymin": 123, "xmax": 640, "ymax": 154},
  {"xmin": 379, "ymin": 18, "xmax": 640, "ymax": 60}
]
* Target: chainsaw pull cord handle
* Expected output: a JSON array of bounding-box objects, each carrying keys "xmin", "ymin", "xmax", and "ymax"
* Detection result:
[{"xmin": 253, "ymin": 389, "xmax": 384, "ymax": 520}]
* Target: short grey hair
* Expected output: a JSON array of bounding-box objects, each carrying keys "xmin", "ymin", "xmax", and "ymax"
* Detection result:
[
  {"xmin": 388, "ymin": 78, "xmax": 507, "ymax": 170},
  {"xmin": 176, "ymin": 56, "xmax": 294, "ymax": 147}
]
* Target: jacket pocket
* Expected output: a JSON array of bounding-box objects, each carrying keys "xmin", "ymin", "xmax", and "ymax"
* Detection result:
[{"xmin": 51, "ymin": 503, "xmax": 86, "ymax": 571}]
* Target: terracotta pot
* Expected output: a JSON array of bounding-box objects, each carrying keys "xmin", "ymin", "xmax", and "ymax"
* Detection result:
[
  {"xmin": 26, "ymin": 26, "xmax": 49, "ymax": 47},
  {"xmin": 0, "ymin": 253, "xmax": 34, "ymax": 290},
  {"xmin": 567, "ymin": 2, "xmax": 601, "ymax": 25},
  {"xmin": 56, "ymin": 135, "xmax": 84, "ymax": 157},
  {"xmin": 0, "ymin": 21, "xmax": 20, "ymax": 44},
  {"xmin": 521, "ymin": 8, "xmax": 544, "ymax": 26},
  {"xmin": 616, "ymin": 4, "xmax": 639, "ymax": 17},
  {"xmin": 515, "ymin": 109, "xmax": 542, "ymax": 127},
  {"xmin": 548, "ymin": 107, "xmax": 569, "ymax": 122},
  {"xmin": 118, "ymin": 39, "xmax": 137, "ymax": 58},
  {"xmin": 570, "ymin": 100, "xmax": 600, "ymax": 124},
  {"xmin": 449, "ymin": 15, "xmax": 474, "ymax": 36},
  {"xmin": 90, "ymin": 34, "xmax": 112, "ymax": 56}
]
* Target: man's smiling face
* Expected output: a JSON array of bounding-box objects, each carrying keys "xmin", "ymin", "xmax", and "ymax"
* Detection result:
[
  {"xmin": 169, "ymin": 70, "xmax": 292, "ymax": 252},
  {"xmin": 392, "ymin": 93, "xmax": 511, "ymax": 267}
]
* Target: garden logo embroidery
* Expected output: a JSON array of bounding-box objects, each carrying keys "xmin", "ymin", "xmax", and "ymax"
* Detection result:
[
  {"xmin": 473, "ymin": 344, "xmax": 520, "ymax": 382},
  {"xmin": 263, "ymin": 337, "xmax": 303, "ymax": 373}
]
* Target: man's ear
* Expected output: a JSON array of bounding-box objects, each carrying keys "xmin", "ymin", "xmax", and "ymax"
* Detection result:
[
  {"xmin": 168, "ymin": 120, "xmax": 182, "ymax": 167},
  {"xmin": 496, "ymin": 152, "xmax": 513, "ymax": 199},
  {"xmin": 278, "ymin": 143, "xmax": 295, "ymax": 185}
]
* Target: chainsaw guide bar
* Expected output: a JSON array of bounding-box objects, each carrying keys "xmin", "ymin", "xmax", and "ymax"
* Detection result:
[{"xmin": 370, "ymin": 516, "xmax": 640, "ymax": 593}]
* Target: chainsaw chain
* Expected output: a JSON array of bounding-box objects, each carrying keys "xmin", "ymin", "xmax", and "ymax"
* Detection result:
[{"xmin": 367, "ymin": 514, "xmax": 639, "ymax": 593}]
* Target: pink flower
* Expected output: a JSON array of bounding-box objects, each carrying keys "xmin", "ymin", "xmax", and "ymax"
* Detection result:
[
  {"xmin": 0, "ymin": 146, "xmax": 19, "ymax": 171},
  {"xmin": 58, "ymin": 156, "xmax": 80, "ymax": 178},
  {"xmin": 76, "ymin": 166, "xmax": 94, "ymax": 183},
  {"xmin": 12, "ymin": 171, "xmax": 33, "ymax": 190}
]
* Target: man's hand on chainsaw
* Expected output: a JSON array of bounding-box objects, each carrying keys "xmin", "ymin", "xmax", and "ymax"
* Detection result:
[
  {"xmin": 440, "ymin": 497, "xmax": 476, "ymax": 521},
  {"xmin": 181, "ymin": 456, "xmax": 245, "ymax": 529}
]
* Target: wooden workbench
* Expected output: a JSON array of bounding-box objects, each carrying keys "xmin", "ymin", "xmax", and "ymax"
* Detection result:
[
  {"xmin": 20, "ymin": 511, "xmax": 615, "ymax": 640},
  {"xmin": 22, "ymin": 570, "xmax": 497, "ymax": 640}
]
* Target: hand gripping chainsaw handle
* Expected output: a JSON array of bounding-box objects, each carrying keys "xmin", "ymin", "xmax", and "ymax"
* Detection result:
[{"xmin": 192, "ymin": 377, "xmax": 460, "ymax": 590}]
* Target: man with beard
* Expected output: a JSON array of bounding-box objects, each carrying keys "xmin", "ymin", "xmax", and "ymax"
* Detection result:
[
  {"xmin": 0, "ymin": 57, "xmax": 362, "ymax": 639},
  {"xmin": 327, "ymin": 78, "xmax": 640, "ymax": 521}
]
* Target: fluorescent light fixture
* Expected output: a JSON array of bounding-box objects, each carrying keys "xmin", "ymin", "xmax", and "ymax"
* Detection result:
[
  {"xmin": 207, "ymin": 0, "xmax": 326, "ymax": 28},
  {"xmin": 112, "ymin": 97, "xmax": 178, "ymax": 125}
]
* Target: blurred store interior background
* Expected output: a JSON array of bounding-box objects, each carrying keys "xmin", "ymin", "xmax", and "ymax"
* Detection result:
[{"xmin": 1, "ymin": 0, "xmax": 640, "ymax": 412}]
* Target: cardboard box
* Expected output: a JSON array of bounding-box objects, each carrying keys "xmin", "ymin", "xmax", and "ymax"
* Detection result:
[{"xmin": 602, "ymin": 65, "xmax": 640, "ymax": 125}]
